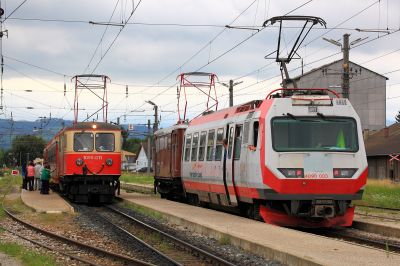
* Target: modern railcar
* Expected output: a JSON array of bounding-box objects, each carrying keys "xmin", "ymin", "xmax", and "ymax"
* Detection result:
[
  {"xmin": 154, "ymin": 88, "xmax": 368, "ymax": 227},
  {"xmin": 44, "ymin": 122, "xmax": 122, "ymax": 203}
]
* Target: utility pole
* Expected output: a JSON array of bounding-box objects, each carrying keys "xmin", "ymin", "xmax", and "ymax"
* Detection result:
[
  {"xmin": 146, "ymin": 100, "xmax": 158, "ymax": 132},
  {"xmin": 322, "ymin": 33, "xmax": 365, "ymax": 99},
  {"xmin": 147, "ymin": 119, "xmax": 151, "ymax": 175},
  {"xmin": 220, "ymin": 80, "xmax": 243, "ymax": 107},
  {"xmin": 342, "ymin": 33, "xmax": 350, "ymax": 99}
]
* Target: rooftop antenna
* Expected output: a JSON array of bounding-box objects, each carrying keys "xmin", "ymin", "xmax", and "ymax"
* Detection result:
[{"xmin": 263, "ymin": 16, "xmax": 326, "ymax": 90}]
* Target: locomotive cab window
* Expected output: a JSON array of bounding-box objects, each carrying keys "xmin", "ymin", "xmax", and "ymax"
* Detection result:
[
  {"xmin": 253, "ymin": 121, "xmax": 259, "ymax": 147},
  {"xmin": 272, "ymin": 117, "xmax": 358, "ymax": 152},
  {"xmin": 74, "ymin": 132, "xmax": 94, "ymax": 152},
  {"xmin": 95, "ymin": 133, "xmax": 115, "ymax": 151}
]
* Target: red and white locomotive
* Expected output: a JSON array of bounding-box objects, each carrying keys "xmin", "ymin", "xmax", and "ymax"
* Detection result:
[
  {"xmin": 44, "ymin": 122, "xmax": 122, "ymax": 203},
  {"xmin": 154, "ymin": 88, "xmax": 368, "ymax": 227}
]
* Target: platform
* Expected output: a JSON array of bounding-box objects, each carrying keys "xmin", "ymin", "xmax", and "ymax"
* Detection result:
[
  {"xmin": 119, "ymin": 191, "xmax": 400, "ymax": 266},
  {"xmin": 21, "ymin": 189, "xmax": 74, "ymax": 214}
]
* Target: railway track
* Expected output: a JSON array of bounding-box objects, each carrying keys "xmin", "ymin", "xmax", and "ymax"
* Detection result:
[
  {"xmin": 354, "ymin": 204, "xmax": 400, "ymax": 222},
  {"xmin": 92, "ymin": 204, "xmax": 237, "ymax": 266},
  {"xmin": 3, "ymin": 205, "xmax": 152, "ymax": 266}
]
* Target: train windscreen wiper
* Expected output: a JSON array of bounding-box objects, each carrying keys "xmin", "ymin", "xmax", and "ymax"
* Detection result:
[{"xmin": 286, "ymin": 113, "xmax": 319, "ymax": 122}]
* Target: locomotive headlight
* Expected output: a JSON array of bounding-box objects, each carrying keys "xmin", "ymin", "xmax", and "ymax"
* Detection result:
[
  {"xmin": 106, "ymin": 158, "xmax": 113, "ymax": 166},
  {"xmin": 76, "ymin": 158, "xmax": 84, "ymax": 166},
  {"xmin": 333, "ymin": 168, "xmax": 357, "ymax": 178},
  {"xmin": 278, "ymin": 168, "xmax": 304, "ymax": 178}
]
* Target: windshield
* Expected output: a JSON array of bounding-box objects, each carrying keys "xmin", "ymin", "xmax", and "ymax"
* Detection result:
[
  {"xmin": 272, "ymin": 117, "xmax": 358, "ymax": 152},
  {"xmin": 95, "ymin": 133, "xmax": 115, "ymax": 151},
  {"xmin": 74, "ymin": 132, "xmax": 94, "ymax": 152}
]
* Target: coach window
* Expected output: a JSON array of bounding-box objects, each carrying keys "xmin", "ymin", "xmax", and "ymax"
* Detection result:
[
  {"xmin": 253, "ymin": 121, "xmax": 259, "ymax": 147},
  {"xmin": 191, "ymin": 132, "xmax": 199, "ymax": 161},
  {"xmin": 234, "ymin": 125, "xmax": 243, "ymax": 160},
  {"xmin": 206, "ymin": 129, "xmax": 215, "ymax": 161},
  {"xmin": 167, "ymin": 136, "xmax": 171, "ymax": 150},
  {"xmin": 74, "ymin": 132, "xmax": 94, "ymax": 152},
  {"xmin": 184, "ymin": 134, "xmax": 192, "ymax": 162},
  {"xmin": 228, "ymin": 127, "xmax": 234, "ymax": 159},
  {"xmin": 214, "ymin": 128, "xmax": 224, "ymax": 161},
  {"xmin": 198, "ymin": 131, "xmax": 207, "ymax": 161},
  {"xmin": 95, "ymin": 133, "xmax": 115, "ymax": 151}
]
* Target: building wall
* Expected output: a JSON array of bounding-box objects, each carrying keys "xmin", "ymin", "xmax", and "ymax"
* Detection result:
[
  {"xmin": 367, "ymin": 156, "xmax": 400, "ymax": 180},
  {"xmin": 291, "ymin": 60, "xmax": 386, "ymax": 130},
  {"xmin": 136, "ymin": 147, "xmax": 148, "ymax": 169}
]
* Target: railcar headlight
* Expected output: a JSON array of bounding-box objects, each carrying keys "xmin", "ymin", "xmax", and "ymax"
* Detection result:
[
  {"xmin": 76, "ymin": 158, "xmax": 84, "ymax": 166},
  {"xmin": 333, "ymin": 168, "xmax": 357, "ymax": 178},
  {"xmin": 106, "ymin": 158, "xmax": 113, "ymax": 166},
  {"xmin": 278, "ymin": 168, "xmax": 304, "ymax": 178}
]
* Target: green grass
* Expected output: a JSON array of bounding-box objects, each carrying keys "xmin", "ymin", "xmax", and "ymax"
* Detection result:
[
  {"xmin": 0, "ymin": 241, "xmax": 57, "ymax": 266},
  {"xmin": 120, "ymin": 172, "xmax": 154, "ymax": 185},
  {"xmin": 0, "ymin": 174, "xmax": 23, "ymax": 220},
  {"xmin": 355, "ymin": 179, "xmax": 400, "ymax": 209}
]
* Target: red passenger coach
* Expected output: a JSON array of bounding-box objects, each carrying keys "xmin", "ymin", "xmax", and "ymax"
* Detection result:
[
  {"xmin": 154, "ymin": 88, "xmax": 368, "ymax": 227},
  {"xmin": 44, "ymin": 122, "xmax": 122, "ymax": 203}
]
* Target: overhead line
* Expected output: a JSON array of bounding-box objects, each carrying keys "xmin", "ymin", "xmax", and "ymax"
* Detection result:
[{"xmin": 3, "ymin": 0, "xmax": 28, "ymax": 23}]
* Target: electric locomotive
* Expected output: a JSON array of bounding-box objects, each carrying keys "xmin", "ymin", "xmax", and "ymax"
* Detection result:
[
  {"xmin": 154, "ymin": 88, "xmax": 368, "ymax": 227},
  {"xmin": 44, "ymin": 122, "xmax": 122, "ymax": 203}
]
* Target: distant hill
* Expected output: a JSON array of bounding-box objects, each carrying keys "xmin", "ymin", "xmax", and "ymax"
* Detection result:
[{"xmin": 0, "ymin": 119, "xmax": 148, "ymax": 150}]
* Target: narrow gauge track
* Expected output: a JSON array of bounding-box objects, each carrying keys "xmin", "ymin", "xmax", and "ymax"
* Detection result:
[
  {"xmin": 3, "ymin": 205, "xmax": 152, "ymax": 266},
  {"xmin": 96, "ymin": 204, "xmax": 237, "ymax": 266}
]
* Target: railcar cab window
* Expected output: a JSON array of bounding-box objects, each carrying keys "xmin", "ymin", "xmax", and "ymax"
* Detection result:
[
  {"xmin": 214, "ymin": 128, "xmax": 224, "ymax": 161},
  {"xmin": 95, "ymin": 133, "xmax": 115, "ymax": 151},
  {"xmin": 191, "ymin": 132, "xmax": 199, "ymax": 161},
  {"xmin": 272, "ymin": 116, "xmax": 358, "ymax": 152},
  {"xmin": 253, "ymin": 121, "xmax": 259, "ymax": 147},
  {"xmin": 198, "ymin": 131, "xmax": 207, "ymax": 161},
  {"xmin": 206, "ymin": 129, "xmax": 215, "ymax": 161},
  {"xmin": 184, "ymin": 134, "xmax": 192, "ymax": 162},
  {"xmin": 74, "ymin": 132, "xmax": 94, "ymax": 152}
]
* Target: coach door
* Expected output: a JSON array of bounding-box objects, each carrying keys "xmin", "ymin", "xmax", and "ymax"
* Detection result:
[{"xmin": 225, "ymin": 124, "xmax": 239, "ymax": 206}]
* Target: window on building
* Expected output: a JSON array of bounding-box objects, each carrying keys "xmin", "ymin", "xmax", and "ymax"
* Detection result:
[
  {"xmin": 198, "ymin": 131, "xmax": 207, "ymax": 161},
  {"xmin": 206, "ymin": 129, "xmax": 215, "ymax": 161},
  {"xmin": 214, "ymin": 128, "xmax": 224, "ymax": 161},
  {"xmin": 191, "ymin": 132, "xmax": 199, "ymax": 161},
  {"xmin": 184, "ymin": 134, "xmax": 192, "ymax": 162}
]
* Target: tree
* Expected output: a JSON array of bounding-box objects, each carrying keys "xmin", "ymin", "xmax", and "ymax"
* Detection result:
[
  {"xmin": 396, "ymin": 111, "xmax": 400, "ymax": 123},
  {"xmin": 123, "ymin": 138, "xmax": 142, "ymax": 154},
  {"xmin": 11, "ymin": 135, "xmax": 46, "ymax": 165}
]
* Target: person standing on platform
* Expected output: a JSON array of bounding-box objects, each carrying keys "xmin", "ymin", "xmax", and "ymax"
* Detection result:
[
  {"xmin": 26, "ymin": 161, "xmax": 35, "ymax": 191},
  {"xmin": 34, "ymin": 161, "xmax": 43, "ymax": 191},
  {"xmin": 21, "ymin": 162, "xmax": 27, "ymax": 190},
  {"xmin": 40, "ymin": 164, "xmax": 51, "ymax": 194}
]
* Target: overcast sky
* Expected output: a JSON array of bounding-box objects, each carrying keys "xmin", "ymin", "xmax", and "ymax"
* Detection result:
[{"xmin": 1, "ymin": 0, "xmax": 399, "ymax": 127}]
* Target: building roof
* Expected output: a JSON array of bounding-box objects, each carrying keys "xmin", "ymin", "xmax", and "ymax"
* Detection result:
[
  {"xmin": 365, "ymin": 123, "xmax": 400, "ymax": 156},
  {"xmin": 288, "ymin": 59, "xmax": 389, "ymax": 82},
  {"xmin": 137, "ymin": 142, "xmax": 149, "ymax": 158}
]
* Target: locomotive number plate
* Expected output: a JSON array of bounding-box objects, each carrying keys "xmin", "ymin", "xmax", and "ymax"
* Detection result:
[
  {"xmin": 84, "ymin": 155, "xmax": 103, "ymax": 160},
  {"xmin": 304, "ymin": 172, "xmax": 329, "ymax": 179}
]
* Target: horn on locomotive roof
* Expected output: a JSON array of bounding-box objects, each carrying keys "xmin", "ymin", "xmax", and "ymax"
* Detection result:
[
  {"xmin": 263, "ymin": 16, "xmax": 326, "ymax": 90},
  {"xmin": 72, "ymin": 74, "xmax": 111, "ymax": 124},
  {"xmin": 176, "ymin": 72, "xmax": 218, "ymax": 124}
]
